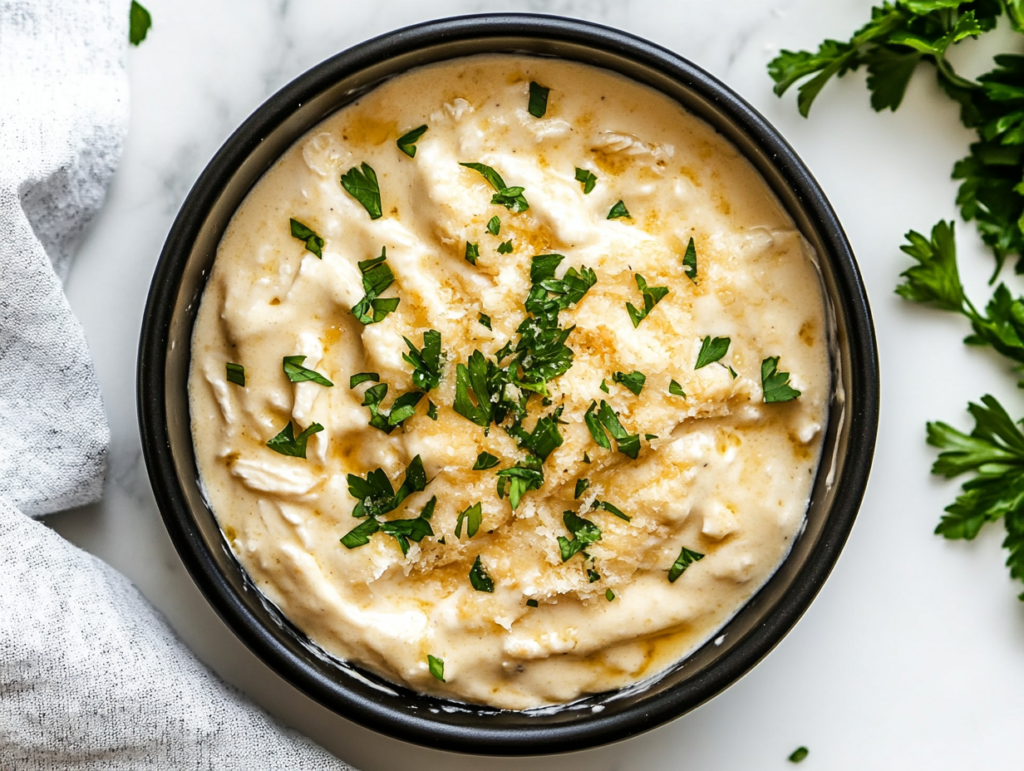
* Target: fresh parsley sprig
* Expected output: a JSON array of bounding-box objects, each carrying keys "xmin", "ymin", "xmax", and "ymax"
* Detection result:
[
  {"xmin": 928, "ymin": 395, "xmax": 1024, "ymax": 595},
  {"xmin": 772, "ymin": 3, "xmax": 1024, "ymax": 601}
]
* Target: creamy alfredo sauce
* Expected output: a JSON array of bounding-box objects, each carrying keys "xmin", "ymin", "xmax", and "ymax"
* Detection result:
[{"xmin": 189, "ymin": 55, "xmax": 830, "ymax": 710}]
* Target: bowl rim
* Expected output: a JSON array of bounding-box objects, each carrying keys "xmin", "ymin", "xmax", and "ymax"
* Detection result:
[{"xmin": 138, "ymin": 12, "xmax": 879, "ymax": 756}]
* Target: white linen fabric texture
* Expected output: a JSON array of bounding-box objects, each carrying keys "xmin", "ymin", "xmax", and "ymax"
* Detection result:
[{"xmin": 0, "ymin": 1, "xmax": 353, "ymax": 768}]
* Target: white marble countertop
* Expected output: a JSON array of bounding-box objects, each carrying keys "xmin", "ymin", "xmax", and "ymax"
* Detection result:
[{"xmin": 50, "ymin": 0, "xmax": 1024, "ymax": 768}]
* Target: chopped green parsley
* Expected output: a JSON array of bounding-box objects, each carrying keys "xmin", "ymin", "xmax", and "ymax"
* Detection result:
[
  {"xmin": 528, "ymin": 81, "xmax": 550, "ymax": 118},
  {"xmin": 668, "ymin": 546, "xmax": 705, "ymax": 582},
  {"xmin": 397, "ymin": 125, "xmax": 428, "ymax": 158},
  {"xmin": 289, "ymin": 218, "xmax": 324, "ymax": 258},
  {"xmin": 402, "ymin": 330, "xmax": 443, "ymax": 391},
  {"xmin": 695, "ymin": 336, "xmax": 731, "ymax": 369},
  {"xmin": 469, "ymin": 555, "xmax": 494, "ymax": 592},
  {"xmin": 626, "ymin": 273, "xmax": 669, "ymax": 327},
  {"xmin": 460, "ymin": 162, "xmax": 530, "ymax": 212},
  {"xmin": 455, "ymin": 502, "xmax": 483, "ymax": 539},
  {"xmin": 465, "ymin": 241, "xmax": 479, "ymax": 265},
  {"xmin": 282, "ymin": 356, "xmax": 333, "ymax": 387},
  {"xmin": 226, "ymin": 362, "xmax": 245, "ymax": 387},
  {"xmin": 266, "ymin": 420, "xmax": 323, "ymax": 459},
  {"xmin": 428, "ymin": 654, "xmax": 445, "ymax": 682},
  {"xmin": 473, "ymin": 451, "xmax": 500, "ymax": 471},
  {"xmin": 607, "ymin": 200, "xmax": 631, "ymax": 220},
  {"xmin": 762, "ymin": 356, "xmax": 801, "ymax": 403},
  {"xmin": 351, "ymin": 247, "xmax": 400, "ymax": 324},
  {"xmin": 575, "ymin": 167, "xmax": 597, "ymax": 194},
  {"xmin": 613, "ymin": 370, "xmax": 646, "ymax": 396},
  {"xmin": 340, "ymin": 162, "xmax": 382, "ymax": 219}
]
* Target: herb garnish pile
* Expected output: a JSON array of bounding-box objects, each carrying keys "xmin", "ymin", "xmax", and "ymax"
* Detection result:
[{"xmin": 769, "ymin": 0, "xmax": 1024, "ymax": 598}]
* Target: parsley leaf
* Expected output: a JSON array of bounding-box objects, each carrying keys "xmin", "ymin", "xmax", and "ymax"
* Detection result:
[
  {"xmin": 283, "ymin": 356, "xmax": 333, "ymax": 387},
  {"xmin": 669, "ymin": 379, "xmax": 686, "ymax": 397},
  {"xmin": 487, "ymin": 215, "xmax": 501, "ymax": 235},
  {"xmin": 928, "ymin": 395, "xmax": 1024, "ymax": 595},
  {"xmin": 387, "ymin": 391, "xmax": 424, "ymax": 426},
  {"xmin": 478, "ymin": 314, "xmax": 492, "ymax": 330},
  {"xmin": 605, "ymin": 588, "xmax": 615, "ymax": 601},
  {"xmin": 351, "ymin": 247, "xmax": 400, "ymax": 324},
  {"xmin": 607, "ymin": 200, "xmax": 631, "ymax": 220},
  {"xmin": 789, "ymin": 747, "xmax": 809, "ymax": 764},
  {"xmin": 695, "ymin": 336, "xmax": 731, "ymax": 369},
  {"xmin": 266, "ymin": 421, "xmax": 323, "ymax": 459},
  {"xmin": 455, "ymin": 501, "xmax": 483, "ymax": 539},
  {"xmin": 289, "ymin": 218, "xmax": 324, "ymax": 258},
  {"xmin": 557, "ymin": 510, "xmax": 602, "ymax": 562},
  {"xmin": 683, "ymin": 237, "xmax": 697, "ymax": 281},
  {"xmin": 600, "ymin": 379, "xmax": 610, "ymax": 394},
  {"xmin": 454, "ymin": 350, "xmax": 492, "ymax": 427},
  {"xmin": 402, "ymin": 330, "xmax": 443, "ymax": 391},
  {"xmin": 528, "ymin": 81, "xmax": 550, "ymax": 118},
  {"xmin": 626, "ymin": 273, "xmax": 669, "ymax": 327},
  {"xmin": 768, "ymin": 2, "xmax": 990, "ymax": 118},
  {"xmin": 460, "ymin": 162, "xmax": 530, "ymax": 212},
  {"xmin": 592, "ymin": 499, "xmax": 631, "ymax": 522},
  {"xmin": 129, "ymin": 1, "xmax": 151, "ymax": 46},
  {"xmin": 226, "ymin": 362, "xmax": 245, "ymax": 386},
  {"xmin": 585, "ymin": 400, "xmax": 641, "ymax": 459},
  {"xmin": 575, "ymin": 478, "xmax": 591, "ymax": 499},
  {"xmin": 469, "ymin": 555, "xmax": 495, "ymax": 592},
  {"xmin": 428, "ymin": 654, "xmax": 445, "ymax": 682},
  {"xmin": 397, "ymin": 125, "xmax": 428, "ymax": 158},
  {"xmin": 897, "ymin": 221, "xmax": 1024, "ymax": 374},
  {"xmin": 762, "ymin": 357, "xmax": 801, "ymax": 403},
  {"xmin": 341, "ymin": 162, "xmax": 382, "ymax": 219},
  {"xmin": 520, "ymin": 417, "xmax": 562, "ymax": 461},
  {"xmin": 474, "ymin": 451, "xmax": 500, "ymax": 470},
  {"xmin": 465, "ymin": 241, "xmax": 480, "ymax": 265},
  {"xmin": 496, "ymin": 455, "xmax": 544, "ymax": 510},
  {"xmin": 668, "ymin": 546, "xmax": 705, "ymax": 582},
  {"xmin": 350, "ymin": 372, "xmax": 380, "ymax": 388},
  {"xmin": 340, "ymin": 518, "xmax": 379, "ymax": 549},
  {"xmin": 613, "ymin": 370, "xmax": 646, "ymax": 396},
  {"xmin": 359, "ymin": 382, "xmax": 423, "ymax": 432},
  {"xmin": 526, "ymin": 598, "xmax": 539, "ymax": 607},
  {"xmin": 575, "ymin": 167, "xmax": 597, "ymax": 194},
  {"xmin": 347, "ymin": 455, "xmax": 427, "ymax": 519},
  {"xmin": 427, "ymin": 400, "xmax": 438, "ymax": 420},
  {"xmin": 341, "ymin": 495, "xmax": 436, "ymax": 554},
  {"xmin": 497, "ymin": 240, "xmax": 513, "ymax": 255}
]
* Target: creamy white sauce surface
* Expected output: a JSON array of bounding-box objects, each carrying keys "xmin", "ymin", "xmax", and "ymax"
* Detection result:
[{"xmin": 189, "ymin": 55, "xmax": 830, "ymax": 710}]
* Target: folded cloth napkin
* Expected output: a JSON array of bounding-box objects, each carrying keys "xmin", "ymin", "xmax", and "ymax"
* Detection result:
[{"xmin": 0, "ymin": 1, "xmax": 353, "ymax": 767}]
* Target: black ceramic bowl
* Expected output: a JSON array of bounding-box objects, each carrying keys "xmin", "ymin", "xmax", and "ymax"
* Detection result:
[{"xmin": 138, "ymin": 14, "xmax": 878, "ymax": 756}]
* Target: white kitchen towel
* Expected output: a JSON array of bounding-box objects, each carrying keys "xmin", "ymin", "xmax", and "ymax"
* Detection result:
[
  {"xmin": 0, "ymin": 1, "xmax": 353, "ymax": 767},
  {"xmin": 0, "ymin": 498, "xmax": 352, "ymax": 770}
]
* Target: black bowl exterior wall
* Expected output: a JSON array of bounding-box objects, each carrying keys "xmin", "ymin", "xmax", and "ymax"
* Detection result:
[{"xmin": 138, "ymin": 14, "xmax": 879, "ymax": 755}]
